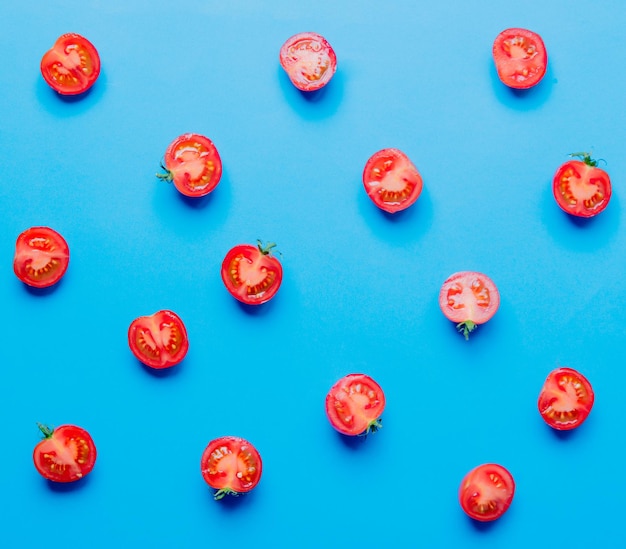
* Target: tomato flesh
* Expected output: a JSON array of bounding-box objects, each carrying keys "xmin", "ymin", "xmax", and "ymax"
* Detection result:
[
  {"xmin": 279, "ymin": 32, "xmax": 337, "ymax": 91},
  {"xmin": 128, "ymin": 310, "xmax": 189, "ymax": 369},
  {"xmin": 459, "ymin": 464, "xmax": 515, "ymax": 522},
  {"xmin": 538, "ymin": 367, "xmax": 594, "ymax": 430},
  {"xmin": 13, "ymin": 227, "xmax": 70, "ymax": 288},
  {"xmin": 492, "ymin": 28, "xmax": 547, "ymax": 89}
]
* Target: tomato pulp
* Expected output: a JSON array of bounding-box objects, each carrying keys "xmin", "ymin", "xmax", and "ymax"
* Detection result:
[{"xmin": 128, "ymin": 310, "xmax": 189, "ymax": 369}]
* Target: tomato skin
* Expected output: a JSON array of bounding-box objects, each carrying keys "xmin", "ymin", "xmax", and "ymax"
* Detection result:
[
  {"xmin": 279, "ymin": 32, "xmax": 337, "ymax": 92},
  {"xmin": 33, "ymin": 424, "xmax": 97, "ymax": 483},
  {"xmin": 128, "ymin": 310, "xmax": 189, "ymax": 369},
  {"xmin": 13, "ymin": 226, "xmax": 70, "ymax": 288},
  {"xmin": 325, "ymin": 373, "xmax": 385, "ymax": 436},
  {"xmin": 363, "ymin": 148, "xmax": 423, "ymax": 213},
  {"xmin": 538, "ymin": 367, "xmax": 594, "ymax": 430},
  {"xmin": 157, "ymin": 133, "xmax": 222, "ymax": 198},
  {"xmin": 492, "ymin": 28, "xmax": 547, "ymax": 89},
  {"xmin": 200, "ymin": 436, "xmax": 262, "ymax": 500},
  {"xmin": 459, "ymin": 464, "xmax": 515, "ymax": 522},
  {"xmin": 40, "ymin": 33, "xmax": 100, "ymax": 95}
]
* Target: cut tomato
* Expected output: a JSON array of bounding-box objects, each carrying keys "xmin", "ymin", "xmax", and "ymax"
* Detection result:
[
  {"xmin": 459, "ymin": 463, "xmax": 515, "ymax": 522},
  {"xmin": 279, "ymin": 32, "xmax": 337, "ymax": 91},
  {"xmin": 492, "ymin": 28, "xmax": 547, "ymax": 89},
  {"xmin": 538, "ymin": 367, "xmax": 594, "ymax": 430},
  {"xmin": 13, "ymin": 227, "xmax": 69, "ymax": 288},
  {"xmin": 128, "ymin": 310, "xmax": 189, "ymax": 369}
]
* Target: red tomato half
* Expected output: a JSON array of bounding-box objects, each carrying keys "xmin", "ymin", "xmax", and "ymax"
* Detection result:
[
  {"xmin": 538, "ymin": 367, "xmax": 594, "ymax": 430},
  {"xmin": 33, "ymin": 424, "xmax": 97, "ymax": 483},
  {"xmin": 363, "ymin": 148, "xmax": 423, "ymax": 213},
  {"xmin": 439, "ymin": 271, "xmax": 500, "ymax": 339},
  {"xmin": 128, "ymin": 310, "xmax": 189, "ymax": 369},
  {"xmin": 553, "ymin": 153, "xmax": 611, "ymax": 218},
  {"xmin": 157, "ymin": 133, "xmax": 222, "ymax": 198},
  {"xmin": 459, "ymin": 463, "xmax": 515, "ymax": 522},
  {"xmin": 492, "ymin": 28, "xmax": 547, "ymax": 89},
  {"xmin": 279, "ymin": 32, "xmax": 337, "ymax": 91},
  {"xmin": 40, "ymin": 33, "xmax": 101, "ymax": 95},
  {"xmin": 325, "ymin": 373, "xmax": 385, "ymax": 436},
  {"xmin": 13, "ymin": 226, "xmax": 70, "ymax": 288},
  {"xmin": 200, "ymin": 436, "xmax": 262, "ymax": 500},
  {"xmin": 221, "ymin": 241, "xmax": 283, "ymax": 305}
]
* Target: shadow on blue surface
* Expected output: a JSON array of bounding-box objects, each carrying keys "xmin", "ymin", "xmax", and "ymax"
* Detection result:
[
  {"xmin": 490, "ymin": 62, "xmax": 554, "ymax": 110},
  {"xmin": 45, "ymin": 474, "xmax": 93, "ymax": 493},
  {"xmin": 35, "ymin": 71, "xmax": 107, "ymax": 116}
]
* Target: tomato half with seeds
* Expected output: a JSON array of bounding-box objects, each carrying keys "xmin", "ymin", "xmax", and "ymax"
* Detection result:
[
  {"xmin": 13, "ymin": 226, "xmax": 70, "ymax": 288},
  {"xmin": 128, "ymin": 310, "xmax": 189, "ymax": 369},
  {"xmin": 492, "ymin": 28, "xmax": 547, "ymax": 89},
  {"xmin": 33, "ymin": 424, "xmax": 97, "ymax": 483},
  {"xmin": 459, "ymin": 463, "xmax": 515, "ymax": 522},
  {"xmin": 553, "ymin": 153, "xmax": 611, "ymax": 218},
  {"xmin": 439, "ymin": 271, "xmax": 500, "ymax": 339},
  {"xmin": 201, "ymin": 436, "xmax": 262, "ymax": 500},
  {"xmin": 325, "ymin": 373, "xmax": 385, "ymax": 436},
  {"xmin": 157, "ymin": 133, "xmax": 222, "ymax": 198},
  {"xmin": 279, "ymin": 32, "xmax": 337, "ymax": 92},
  {"xmin": 221, "ymin": 241, "xmax": 283, "ymax": 305},
  {"xmin": 538, "ymin": 367, "xmax": 594, "ymax": 430},
  {"xmin": 40, "ymin": 33, "xmax": 100, "ymax": 95}
]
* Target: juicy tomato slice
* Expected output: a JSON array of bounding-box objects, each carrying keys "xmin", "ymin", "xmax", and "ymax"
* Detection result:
[
  {"xmin": 13, "ymin": 226, "xmax": 70, "ymax": 288},
  {"xmin": 363, "ymin": 148, "xmax": 423, "ymax": 213},
  {"xmin": 553, "ymin": 153, "xmax": 611, "ymax": 218},
  {"xmin": 492, "ymin": 28, "xmax": 547, "ymax": 89},
  {"xmin": 221, "ymin": 241, "xmax": 283, "ymax": 305},
  {"xmin": 459, "ymin": 463, "xmax": 515, "ymax": 522},
  {"xmin": 128, "ymin": 310, "xmax": 189, "ymax": 369},
  {"xmin": 200, "ymin": 436, "xmax": 263, "ymax": 499},
  {"xmin": 439, "ymin": 271, "xmax": 500, "ymax": 339},
  {"xmin": 325, "ymin": 373, "xmax": 385, "ymax": 436},
  {"xmin": 40, "ymin": 33, "xmax": 100, "ymax": 95},
  {"xmin": 279, "ymin": 32, "xmax": 337, "ymax": 92},
  {"xmin": 157, "ymin": 133, "xmax": 222, "ymax": 198},
  {"xmin": 538, "ymin": 367, "xmax": 594, "ymax": 430},
  {"xmin": 33, "ymin": 424, "xmax": 97, "ymax": 483}
]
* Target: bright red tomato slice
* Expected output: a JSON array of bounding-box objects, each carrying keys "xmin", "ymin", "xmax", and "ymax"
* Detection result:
[
  {"xmin": 128, "ymin": 310, "xmax": 189, "ymax": 369},
  {"xmin": 13, "ymin": 227, "xmax": 70, "ymax": 288},
  {"xmin": 363, "ymin": 148, "xmax": 423, "ymax": 213},
  {"xmin": 200, "ymin": 436, "xmax": 262, "ymax": 500},
  {"xmin": 553, "ymin": 153, "xmax": 611, "ymax": 218},
  {"xmin": 538, "ymin": 367, "xmax": 594, "ymax": 430},
  {"xmin": 492, "ymin": 28, "xmax": 547, "ymax": 89},
  {"xmin": 157, "ymin": 133, "xmax": 222, "ymax": 198},
  {"xmin": 439, "ymin": 271, "xmax": 500, "ymax": 339},
  {"xmin": 33, "ymin": 424, "xmax": 97, "ymax": 483},
  {"xmin": 40, "ymin": 33, "xmax": 100, "ymax": 95},
  {"xmin": 325, "ymin": 373, "xmax": 385, "ymax": 436},
  {"xmin": 459, "ymin": 463, "xmax": 515, "ymax": 522},
  {"xmin": 221, "ymin": 241, "xmax": 283, "ymax": 305},
  {"xmin": 279, "ymin": 32, "xmax": 337, "ymax": 92}
]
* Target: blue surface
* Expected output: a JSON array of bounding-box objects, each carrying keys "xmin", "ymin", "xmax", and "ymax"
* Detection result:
[{"xmin": 2, "ymin": 1, "xmax": 626, "ymax": 547}]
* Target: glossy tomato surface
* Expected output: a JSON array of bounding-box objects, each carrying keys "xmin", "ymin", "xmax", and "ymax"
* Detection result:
[
  {"xmin": 279, "ymin": 32, "xmax": 337, "ymax": 91},
  {"xmin": 128, "ymin": 310, "xmax": 189, "ymax": 369},
  {"xmin": 33, "ymin": 424, "xmax": 97, "ymax": 483},
  {"xmin": 157, "ymin": 133, "xmax": 222, "ymax": 198},
  {"xmin": 538, "ymin": 367, "xmax": 594, "ymax": 430},
  {"xmin": 200, "ymin": 436, "xmax": 262, "ymax": 500},
  {"xmin": 325, "ymin": 373, "xmax": 385, "ymax": 436},
  {"xmin": 363, "ymin": 148, "xmax": 423, "ymax": 213},
  {"xmin": 40, "ymin": 33, "xmax": 101, "ymax": 95},
  {"xmin": 492, "ymin": 28, "xmax": 547, "ymax": 89},
  {"xmin": 13, "ymin": 226, "xmax": 70, "ymax": 288},
  {"xmin": 459, "ymin": 463, "xmax": 515, "ymax": 522}
]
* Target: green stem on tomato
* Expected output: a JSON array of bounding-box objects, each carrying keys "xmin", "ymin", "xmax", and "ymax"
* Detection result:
[
  {"xmin": 257, "ymin": 240, "xmax": 278, "ymax": 256},
  {"xmin": 156, "ymin": 163, "xmax": 173, "ymax": 182},
  {"xmin": 569, "ymin": 152, "xmax": 598, "ymax": 167},
  {"xmin": 360, "ymin": 417, "xmax": 383, "ymax": 437},
  {"xmin": 456, "ymin": 320, "xmax": 477, "ymax": 340},
  {"xmin": 37, "ymin": 423, "xmax": 54, "ymax": 439},
  {"xmin": 213, "ymin": 488, "xmax": 240, "ymax": 501}
]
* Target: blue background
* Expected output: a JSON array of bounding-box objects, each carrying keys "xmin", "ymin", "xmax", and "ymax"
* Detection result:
[{"xmin": 2, "ymin": 1, "xmax": 625, "ymax": 547}]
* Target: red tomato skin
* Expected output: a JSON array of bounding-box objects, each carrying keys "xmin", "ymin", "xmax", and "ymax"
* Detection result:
[
  {"xmin": 363, "ymin": 148, "xmax": 423, "ymax": 213},
  {"xmin": 538, "ymin": 367, "xmax": 594, "ymax": 430},
  {"xmin": 459, "ymin": 464, "xmax": 515, "ymax": 522},
  {"xmin": 492, "ymin": 28, "xmax": 547, "ymax": 89},
  {"xmin": 13, "ymin": 226, "xmax": 70, "ymax": 288},
  {"xmin": 279, "ymin": 32, "xmax": 337, "ymax": 91},
  {"xmin": 552, "ymin": 159, "xmax": 611, "ymax": 218},
  {"xmin": 128, "ymin": 310, "xmax": 189, "ymax": 369}
]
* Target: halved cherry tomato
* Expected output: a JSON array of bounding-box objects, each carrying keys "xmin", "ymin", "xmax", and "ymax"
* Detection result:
[
  {"xmin": 128, "ymin": 310, "xmax": 189, "ymax": 369},
  {"xmin": 279, "ymin": 32, "xmax": 337, "ymax": 92},
  {"xmin": 13, "ymin": 226, "xmax": 70, "ymax": 288},
  {"xmin": 325, "ymin": 373, "xmax": 385, "ymax": 436},
  {"xmin": 363, "ymin": 148, "xmax": 423, "ymax": 213},
  {"xmin": 200, "ymin": 436, "xmax": 262, "ymax": 500},
  {"xmin": 33, "ymin": 424, "xmax": 97, "ymax": 483},
  {"xmin": 439, "ymin": 271, "xmax": 500, "ymax": 340},
  {"xmin": 538, "ymin": 367, "xmax": 594, "ymax": 430},
  {"xmin": 221, "ymin": 241, "xmax": 283, "ymax": 305},
  {"xmin": 553, "ymin": 153, "xmax": 611, "ymax": 218},
  {"xmin": 157, "ymin": 133, "xmax": 222, "ymax": 198},
  {"xmin": 492, "ymin": 28, "xmax": 547, "ymax": 89},
  {"xmin": 40, "ymin": 33, "xmax": 100, "ymax": 95},
  {"xmin": 459, "ymin": 463, "xmax": 515, "ymax": 522}
]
